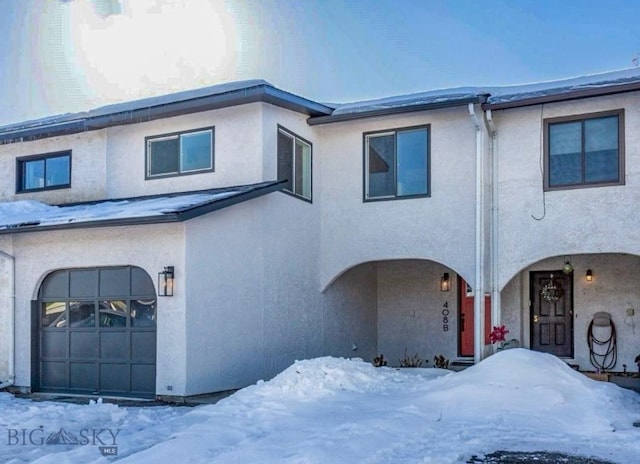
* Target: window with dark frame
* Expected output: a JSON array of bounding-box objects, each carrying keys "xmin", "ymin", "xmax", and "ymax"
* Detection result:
[
  {"xmin": 146, "ymin": 127, "xmax": 214, "ymax": 178},
  {"xmin": 277, "ymin": 126, "xmax": 312, "ymax": 201},
  {"xmin": 17, "ymin": 151, "xmax": 71, "ymax": 193},
  {"xmin": 364, "ymin": 125, "xmax": 430, "ymax": 200},
  {"xmin": 545, "ymin": 110, "xmax": 624, "ymax": 190}
]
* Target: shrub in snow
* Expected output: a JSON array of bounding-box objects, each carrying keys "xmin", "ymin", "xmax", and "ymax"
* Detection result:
[{"xmin": 399, "ymin": 349, "xmax": 424, "ymax": 367}]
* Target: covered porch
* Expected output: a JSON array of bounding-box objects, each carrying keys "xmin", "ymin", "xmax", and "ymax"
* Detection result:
[{"xmin": 500, "ymin": 253, "xmax": 640, "ymax": 377}]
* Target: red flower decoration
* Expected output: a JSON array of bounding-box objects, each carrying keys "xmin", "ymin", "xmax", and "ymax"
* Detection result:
[{"xmin": 489, "ymin": 325, "xmax": 509, "ymax": 344}]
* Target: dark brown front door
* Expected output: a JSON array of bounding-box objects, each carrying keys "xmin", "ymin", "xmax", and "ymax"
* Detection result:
[{"xmin": 530, "ymin": 271, "xmax": 573, "ymax": 357}]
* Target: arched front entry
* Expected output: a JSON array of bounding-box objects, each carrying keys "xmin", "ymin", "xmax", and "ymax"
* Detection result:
[
  {"xmin": 322, "ymin": 259, "xmax": 473, "ymax": 366},
  {"xmin": 36, "ymin": 266, "xmax": 157, "ymax": 398}
]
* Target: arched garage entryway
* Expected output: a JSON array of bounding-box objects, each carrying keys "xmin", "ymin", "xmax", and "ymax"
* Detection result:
[{"xmin": 35, "ymin": 266, "xmax": 157, "ymax": 398}]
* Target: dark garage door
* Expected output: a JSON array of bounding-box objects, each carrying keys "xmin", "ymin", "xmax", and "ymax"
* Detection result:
[{"xmin": 37, "ymin": 266, "xmax": 157, "ymax": 398}]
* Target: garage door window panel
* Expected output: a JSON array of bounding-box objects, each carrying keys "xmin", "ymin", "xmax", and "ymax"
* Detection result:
[{"xmin": 99, "ymin": 300, "xmax": 128, "ymax": 327}]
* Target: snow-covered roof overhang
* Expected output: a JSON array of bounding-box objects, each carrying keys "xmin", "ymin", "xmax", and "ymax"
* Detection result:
[
  {"xmin": 0, "ymin": 180, "xmax": 285, "ymax": 234},
  {"xmin": 0, "ymin": 81, "xmax": 334, "ymax": 144},
  {"xmin": 484, "ymin": 68, "xmax": 640, "ymax": 110},
  {"xmin": 308, "ymin": 90, "xmax": 487, "ymax": 125}
]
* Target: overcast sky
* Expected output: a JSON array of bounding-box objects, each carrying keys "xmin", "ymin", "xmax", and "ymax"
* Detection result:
[{"xmin": 0, "ymin": 0, "xmax": 639, "ymax": 125}]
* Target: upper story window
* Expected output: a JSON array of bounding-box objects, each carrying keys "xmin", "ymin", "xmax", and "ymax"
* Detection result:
[
  {"xmin": 364, "ymin": 125, "xmax": 430, "ymax": 201},
  {"xmin": 17, "ymin": 151, "xmax": 71, "ymax": 193},
  {"xmin": 277, "ymin": 126, "xmax": 312, "ymax": 201},
  {"xmin": 146, "ymin": 127, "xmax": 214, "ymax": 179},
  {"xmin": 544, "ymin": 110, "xmax": 624, "ymax": 190}
]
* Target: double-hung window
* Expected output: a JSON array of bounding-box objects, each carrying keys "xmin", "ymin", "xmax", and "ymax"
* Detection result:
[
  {"xmin": 545, "ymin": 110, "xmax": 624, "ymax": 190},
  {"xmin": 277, "ymin": 126, "xmax": 312, "ymax": 201},
  {"xmin": 17, "ymin": 151, "xmax": 71, "ymax": 192},
  {"xmin": 146, "ymin": 127, "xmax": 214, "ymax": 178},
  {"xmin": 364, "ymin": 125, "xmax": 430, "ymax": 200}
]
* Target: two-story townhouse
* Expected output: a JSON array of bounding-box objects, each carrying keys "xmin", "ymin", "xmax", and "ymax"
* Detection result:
[
  {"xmin": 0, "ymin": 69, "xmax": 639, "ymax": 401},
  {"xmin": 485, "ymin": 69, "xmax": 640, "ymax": 374},
  {"xmin": 309, "ymin": 90, "xmax": 491, "ymax": 367},
  {"xmin": 0, "ymin": 80, "xmax": 341, "ymax": 399}
]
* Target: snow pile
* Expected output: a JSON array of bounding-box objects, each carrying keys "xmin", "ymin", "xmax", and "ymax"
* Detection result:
[
  {"xmin": 3, "ymin": 350, "xmax": 640, "ymax": 463},
  {"xmin": 422, "ymin": 349, "xmax": 634, "ymax": 435},
  {"xmin": 252, "ymin": 356, "xmax": 450, "ymax": 400}
]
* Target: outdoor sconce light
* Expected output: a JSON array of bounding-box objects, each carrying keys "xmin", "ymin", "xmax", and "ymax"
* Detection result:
[
  {"xmin": 586, "ymin": 269, "xmax": 593, "ymax": 283},
  {"xmin": 158, "ymin": 266, "xmax": 175, "ymax": 297},
  {"xmin": 440, "ymin": 273, "xmax": 450, "ymax": 292},
  {"xmin": 562, "ymin": 260, "xmax": 573, "ymax": 274}
]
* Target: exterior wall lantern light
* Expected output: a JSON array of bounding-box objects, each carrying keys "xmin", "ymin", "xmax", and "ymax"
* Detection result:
[
  {"xmin": 586, "ymin": 269, "xmax": 593, "ymax": 283},
  {"xmin": 158, "ymin": 266, "xmax": 175, "ymax": 296},
  {"xmin": 440, "ymin": 272, "xmax": 450, "ymax": 292}
]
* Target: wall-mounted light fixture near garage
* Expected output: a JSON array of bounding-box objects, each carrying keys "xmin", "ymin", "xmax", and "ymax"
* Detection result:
[
  {"xmin": 440, "ymin": 272, "xmax": 450, "ymax": 292},
  {"xmin": 586, "ymin": 269, "xmax": 593, "ymax": 283},
  {"xmin": 158, "ymin": 266, "xmax": 175, "ymax": 296}
]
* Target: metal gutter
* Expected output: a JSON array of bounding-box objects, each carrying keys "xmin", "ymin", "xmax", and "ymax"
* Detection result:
[
  {"xmin": 0, "ymin": 120, "xmax": 87, "ymax": 144},
  {"xmin": 0, "ymin": 180, "xmax": 285, "ymax": 235},
  {"xmin": 307, "ymin": 96, "xmax": 485, "ymax": 126},
  {"xmin": 483, "ymin": 81, "xmax": 640, "ymax": 110}
]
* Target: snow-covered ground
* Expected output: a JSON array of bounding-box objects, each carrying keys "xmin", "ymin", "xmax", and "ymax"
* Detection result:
[{"xmin": 2, "ymin": 349, "xmax": 640, "ymax": 463}]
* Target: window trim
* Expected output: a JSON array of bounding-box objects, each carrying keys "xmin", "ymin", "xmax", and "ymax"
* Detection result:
[
  {"xmin": 277, "ymin": 125, "xmax": 313, "ymax": 203},
  {"xmin": 543, "ymin": 109, "xmax": 625, "ymax": 191},
  {"xmin": 145, "ymin": 126, "xmax": 215, "ymax": 180},
  {"xmin": 362, "ymin": 124, "xmax": 431, "ymax": 202},
  {"xmin": 16, "ymin": 150, "xmax": 72, "ymax": 193}
]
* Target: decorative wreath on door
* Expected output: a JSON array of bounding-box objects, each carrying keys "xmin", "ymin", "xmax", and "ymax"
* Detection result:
[{"xmin": 540, "ymin": 273, "xmax": 564, "ymax": 303}]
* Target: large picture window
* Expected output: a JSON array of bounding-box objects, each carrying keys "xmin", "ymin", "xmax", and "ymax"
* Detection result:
[
  {"xmin": 364, "ymin": 125, "xmax": 429, "ymax": 200},
  {"xmin": 146, "ymin": 127, "xmax": 214, "ymax": 178},
  {"xmin": 277, "ymin": 126, "xmax": 312, "ymax": 201},
  {"xmin": 544, "ymin": 110, "xmax": 624, "ymax": 190},
  {"xmin": 17, "ymin": 151, "xmax": 71, "ymax": 193}
]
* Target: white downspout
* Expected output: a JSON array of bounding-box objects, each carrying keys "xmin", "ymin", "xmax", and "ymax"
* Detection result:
[
  {"xmin": 485, "ymin": 110, "xmax": 501, "ymax": 350},
  {"xmin": 0, "ymin": 251, "xmax": 15, "ymax": 389},
  {"xmin": 468, "ymin": 103, "xmax": 485, "ymax": 364}
]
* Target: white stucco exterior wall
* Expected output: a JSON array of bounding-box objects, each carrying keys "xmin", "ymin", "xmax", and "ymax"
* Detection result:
[
  {"xmin": 0, "ymin": 238, "xmax": 14, "ymax": 382},
  {"xmin": 377, "ymin": 260, "xmax": 458, "ymax": 366},
  {"xmin": 183, "ymin": 200, "xmax": 267, "ymax": 395},
  {"xmin": 321, "ymin": 262, "xmax": 378, "ymax": 362},
  {"xmin": 1, "ymin": 223, "xmax": 186, "ymax": 394},
  {"xmin": 105, "ymin": 103, "xmax": 265, "ymax": 198},
  {"xmin": 181, "ymin": 102, "xmax": 326, "ymax": 395},
  {"xmin": 0, "ymin": 131, "xmax": 108, "ymax": 203},
  {"xmin": 495, "ymin": 92, "xmax": 640, "ymax": 289},
  {"xmin": 316, "ymin": 107, "xmax": 478, "ymax": 291}
]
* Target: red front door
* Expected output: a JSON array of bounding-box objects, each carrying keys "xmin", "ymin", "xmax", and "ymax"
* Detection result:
[{"xmin": 459, "ymin": 277, "xmax": 491, "ymax": 357}]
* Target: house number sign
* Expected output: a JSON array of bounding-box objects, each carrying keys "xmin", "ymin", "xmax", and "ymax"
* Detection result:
[{"xmin": 442, "ymin": 302, "xmax": 449, "ymax": 332}]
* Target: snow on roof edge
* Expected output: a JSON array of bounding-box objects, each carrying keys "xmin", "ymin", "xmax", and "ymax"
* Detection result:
[
  {"xmin": 4, "ymin": 68, "xmax": 640, "ymax": 131},
  {"xmin": 0, "ymin": 181, "xmax": 283, "ymax": 233},
  {"xmin": 0, "ymin": 79, "xmax": 274, "ymax": 133}
]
